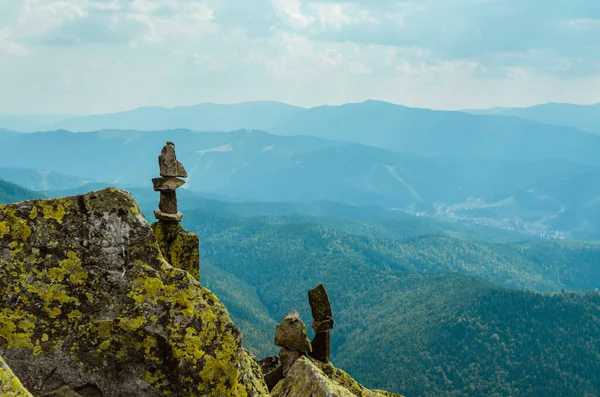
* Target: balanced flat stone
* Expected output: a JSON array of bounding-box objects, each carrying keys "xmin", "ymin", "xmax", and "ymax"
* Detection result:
[
  {"xmin": 159, "ymin": 142, "xmax": 188, "ymax": 178},
  {"xmin": 154, "ymin": 210, "xmax": 183, "ymax": 222},
  {"xmin": 310, "ymin": 332, "xmax": 331, "ymax": 363},
  {"xmin": 312, "ymin": 318, "xmax": 334, "ymax": 334},
  {"xmin": 152, "ymin": 177, "xmax": 186, "ymax": 191},
  {"xmin": 308, "ymin": 284, "xmax": 334, "ymax": 332},
  {"xmin": 274, "ymin": 311, "xmax": 312, "ymax": 353}
]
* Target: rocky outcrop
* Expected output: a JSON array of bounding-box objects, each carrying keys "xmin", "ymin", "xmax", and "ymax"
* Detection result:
[
  {"xmin": 0, "ymin": 355, "xmax": 32, "ymax": 397},
  {"xmin": 0, "ymin": 188, "xmax": 268, "ymax": 396},
  {"xmin": 270, "ymin": 357, "xmax": 403, "ymax": 397}
]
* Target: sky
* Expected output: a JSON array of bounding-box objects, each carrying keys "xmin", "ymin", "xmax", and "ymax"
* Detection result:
[{"xmin": 0, "ymin": 0, "xmax": 599, "ymax": 114}]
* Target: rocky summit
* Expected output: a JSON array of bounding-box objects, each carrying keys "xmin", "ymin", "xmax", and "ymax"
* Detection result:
[
  {"xmin": 0, "ymin": 187, "xmax": 402, "ymax": 396},
  {"xmin": 0, "ymin": 188, "xmax": 265, "ymax": 396}
]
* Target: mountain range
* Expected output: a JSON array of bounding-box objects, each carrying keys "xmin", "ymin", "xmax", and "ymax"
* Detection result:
[
  {"xmin": 4, "ymin": 100, "xmax": 600, "ymax": 147},
  {"xmin": 3, "ymin": 127, "xmax": 600, "ymax": 238}
]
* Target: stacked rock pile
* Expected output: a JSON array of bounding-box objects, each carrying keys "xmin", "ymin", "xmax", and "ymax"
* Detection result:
[
  {"xmin": 153, "ymin": 141, "xmax": 187, "ymax": 222},
  {"xmin": 259, "ymin": 283, "xmax": 335, "ymax": 391}
]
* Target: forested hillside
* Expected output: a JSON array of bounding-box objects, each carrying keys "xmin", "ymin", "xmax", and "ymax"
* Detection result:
[
  {"xmin": 0, "ymin": 179, "xmax": 42, "ymax": 204},
  {"xmin": 144, "ymin": 208, "xmax": 600, "ymax": 397}
]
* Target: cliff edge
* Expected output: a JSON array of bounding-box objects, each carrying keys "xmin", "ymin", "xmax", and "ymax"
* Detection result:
[{"xmin": 0, "ymin": 188, "xmax": 267, "ymax": 396}]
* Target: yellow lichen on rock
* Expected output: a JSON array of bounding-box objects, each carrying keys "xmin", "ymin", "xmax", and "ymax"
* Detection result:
[
  {"xmin": 38, "ymin": 199, "xmax": 68, "ymax": 224},
  {"xmin": 0, "ymin": 221, "xmax": 9, "ymax": 238},
  {"xmin": 151, "ymin": 220, "xmax": 200, "ymax": 281},
  {"xmin": 0, "ymin": 356, "xmax": 33, "ymax": 397},
  {"xmin": 0, "ymin": 188, "xmax": 269, "ymax": 396}
]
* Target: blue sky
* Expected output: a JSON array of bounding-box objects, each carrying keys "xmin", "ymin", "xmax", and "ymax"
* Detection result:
[{"xmin": 0, "ymin": 0, "xmax": 599, "ymax": 114}]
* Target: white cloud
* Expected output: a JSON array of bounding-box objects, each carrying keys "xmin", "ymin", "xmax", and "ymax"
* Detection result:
[
  {"xmin": 0, "ymin": 0, "xmax": 599, "ymax": 114},
  {"xmin": 0, "ymin": 28, "xmax": 27, "ymax": 55},
  {"xmin": 273, "ymin": 0, "xmax": 315, "ymax": 29}
]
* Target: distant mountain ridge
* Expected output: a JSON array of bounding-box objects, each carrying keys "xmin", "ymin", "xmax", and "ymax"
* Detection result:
[
  {"xmin": 50, "ymin": 101, "xmax": 305, "ymax": 132},
  {"xmin": 465, "ymin": 102, "xmax": 600, "ymax": 134},
  {"xmin": 5, "ymin": 100, "xmax": 598, "ymax": 168}
]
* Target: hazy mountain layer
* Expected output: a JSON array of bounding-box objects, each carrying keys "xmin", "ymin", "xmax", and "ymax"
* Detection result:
[
  {"xmin": 466, "ymin": 102, "xmax": 600, "ymax": 134},
  {"xmin": 3, "ymin": 128, "xmax": 600, "ymax": 238},
  {"xmin": 15, "ymin": 100, "xmax": 600, "ymax": 167}
]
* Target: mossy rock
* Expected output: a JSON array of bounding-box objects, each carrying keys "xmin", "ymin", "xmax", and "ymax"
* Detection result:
[
  {"xmin": 0, "ymin": 355, "xmax": 33, "ymax": 397},
  {"xmin": 151, "ymin": 220, "xmax": 200, "ymax": 281},
  {"xmin": 270, "ymin": 356, "xmax": 404, "ymax": 397},
  {"xmin": 0, "ymin": 188, "xmax": 268, "ymax": 396}
]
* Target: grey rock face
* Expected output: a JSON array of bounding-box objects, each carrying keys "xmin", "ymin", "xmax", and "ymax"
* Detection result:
[
  {"xmin": 38, "ymin": 386, "xmax": 83, "ymax": 397},
  {"xmin": 270, "ymin": 357, "xmax": 354, "ymax": 397},
  {"xmin": 274, "ymin": 311, "xmax": 312, "ymax": 353},
  {"xmin": 158, "ymin": 142, "xmax": 188, "ymax": 178}
]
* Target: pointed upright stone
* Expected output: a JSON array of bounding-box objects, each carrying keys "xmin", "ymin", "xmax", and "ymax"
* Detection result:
[
  {"xmin": 159, "ymin": 142, "xmax": 188, "ymax": 178},
  {"xmin": 308, "ymin": 284, "xmax": 334, "ymax": 333}
]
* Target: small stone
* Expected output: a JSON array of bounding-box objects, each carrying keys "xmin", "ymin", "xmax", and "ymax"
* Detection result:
[
  {"xmin": 258, "ymin": 355, "xmax": 280, "ymax": 375},
  {"xmin": 159, "ymin": 142, "xmax": 188, "ymax": 178},
  {"xmin": 152, "ymin": 177, "xmax": 185, "ymax": 191},
  {"xmin": 310, "ymin": 332, "xmax": 331, "ymax": 363},
  {"xmin": 263, "ymin": 365, "xmax": 284, "ymax": 391},
  {"xmin": 280, "ymin": 347, "xmax": 303, "ymax": 377},
  {"xmin": 274, "ymin": 311, "xmax": 312, "ymax": 353},
  {"xmin": 312, "ymin": 318, "xmax": 334, "ymax": 333},
  {"xmin": 159, "ymin": 191, "xmax": 178, "ymax": 214},
  {"xmin": 154, "ymin": 210, "xmax": 183, "ymax": 222}
]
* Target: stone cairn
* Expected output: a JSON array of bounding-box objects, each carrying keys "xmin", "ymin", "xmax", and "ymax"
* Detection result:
[
  {"xmin": 150, "ymin": 142, "xmax": 200, "ymax": 281},
  {"xmin": 153, "ymin": 141, "xmax": 188, "ymax": 222},
  {"xmin": 259, "ymin": 283, "xmax": 334, "ymax": 391}
]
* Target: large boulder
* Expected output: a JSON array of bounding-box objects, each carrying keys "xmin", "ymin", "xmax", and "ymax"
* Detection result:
[
  {"xmin": 270, "ymin": 356, "xmax": 403, "ymax": 397},
  {"xmin": 274, "ymin": 311, "xmax": 312, "ymax": 353},
  {"xmin": 0, "ymin": 188, "xmax": 268, "ymax": 396},
  {"xmin": 0, "ymin": 355, "xmax": 32, "ymax": 397}
]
